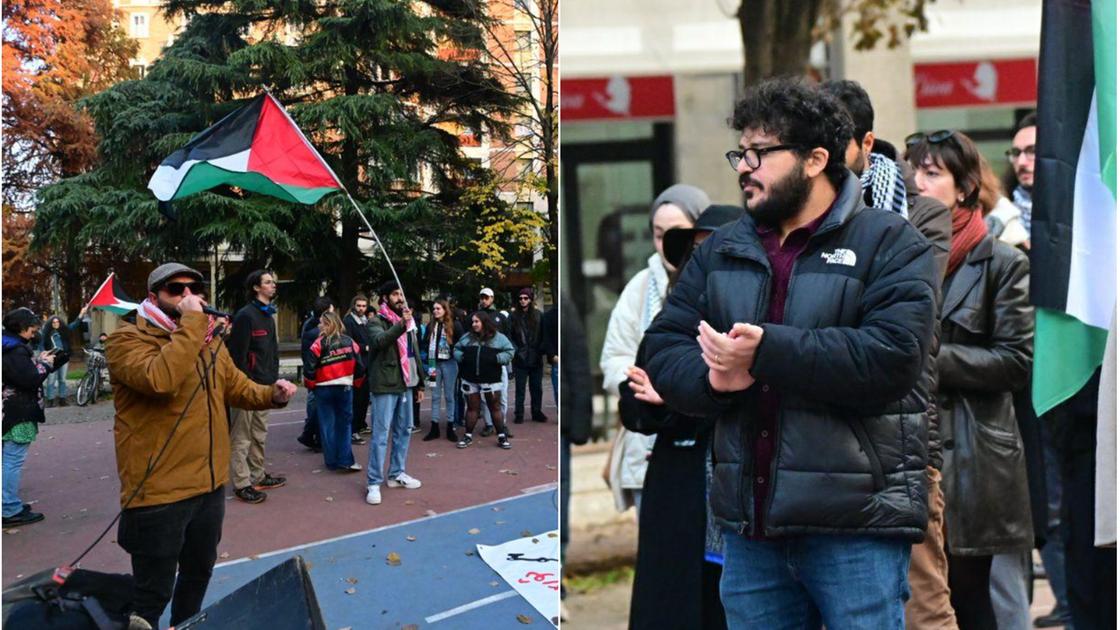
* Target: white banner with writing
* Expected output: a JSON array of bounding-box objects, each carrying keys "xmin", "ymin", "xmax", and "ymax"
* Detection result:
[{"xmin": 476, "ymin": 530, "xmax": 560, "ymax": 625}]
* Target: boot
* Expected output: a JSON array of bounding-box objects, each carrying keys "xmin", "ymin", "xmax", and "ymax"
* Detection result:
[
  {"xmin": 57, "ymin": 398, "xmax": 68, "ymax": 407},
  {"xmin": 446, "ymin": 425, "xmax": 459, "ymax": 443},
  {"xmin": 422, "ymin": 423, "xmax": 441, "ymax": 441}
]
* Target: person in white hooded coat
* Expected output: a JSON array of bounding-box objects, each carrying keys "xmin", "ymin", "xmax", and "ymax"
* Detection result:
[{"xmin": 599, "ymin": 183, "xmax": 710, "ymax": 514}]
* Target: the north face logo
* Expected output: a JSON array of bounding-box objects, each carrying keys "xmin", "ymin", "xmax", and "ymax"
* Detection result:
[{"xmin": 821, "ymin": 249, "xmax": 857, "ymax": 266}]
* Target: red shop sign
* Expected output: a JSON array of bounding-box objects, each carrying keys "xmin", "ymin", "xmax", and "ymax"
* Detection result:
[
  {"xmin": 913, "ymin": 58, "xmax": 1037, "ymax": 108},
  {"xmin": 560, "ymin": 76, "xmax": 675, "ymax": 121}
]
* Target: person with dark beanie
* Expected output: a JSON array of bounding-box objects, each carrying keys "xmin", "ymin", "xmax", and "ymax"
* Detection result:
[
  {"xmin": 3, "ymin": 307, "xmax": 63, "ymax": 528},
  {"xmin": 509, "ymin": 287, "xmax": 547, "ymax": 423}
]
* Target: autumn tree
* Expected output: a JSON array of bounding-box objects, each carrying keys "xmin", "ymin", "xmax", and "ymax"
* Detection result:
[
  {"xmin": 31, "ymin": 0, "xmax": 520, "ymax": 309},
  {"xmin": 737, "ymin": 0, "xmax": 933, "ymax": 85}
]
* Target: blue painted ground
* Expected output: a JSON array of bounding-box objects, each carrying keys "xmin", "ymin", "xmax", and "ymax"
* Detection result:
[{"xmin": 173, "ymin": 489, "xmax": 559, "ymax": 629}]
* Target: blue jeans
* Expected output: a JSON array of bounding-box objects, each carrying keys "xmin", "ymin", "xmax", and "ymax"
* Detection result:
[
  {"xmin": 44, "ymin": 363, "xmax": 67, "ymax": 400},
  {"xmin": 432, "ymin": 360, "xmax": 458, "ymax": 425},
  {"xmin": 551, "ymin": 363, "xmax": 558, "ymax": 406},
  {"xmin": 2, "ymin": 440, "xmax": 31, "ymax": 517},
  {"xmin": 720, "ymin": 531, "xmax": 911, "ymax": 629},
  {"xmin": 315, "ymin": 386, "xmax": 355, "ymax": 469},
  {"xmin": 368, "ymin": 390, "xmax": 413, "ymax": 486}
]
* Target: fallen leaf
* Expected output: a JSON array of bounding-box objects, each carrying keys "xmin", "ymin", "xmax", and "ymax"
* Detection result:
[
  {"xmin": 496, "ymin": 520, "xmax": 507, "ymax": 525},
  {"xmin": 344, "ymin": 587, "xmax": 356, "ymax": 595},
  {"xmin": 99, "ymin": 475, "xmax": 110, "ymax": 480},
  {"xmin": 425, "ymin": 452, "xmax": 439, "ymax": 458},
  {"xmin": 467, "ymin": 528, "xmax": 481, "ymax": 535},
  {"xmin": 517, "ymin": 614, "xmax": 532, "ymax": 624},
  {"xmin": 219, "ymin": 552, "xmax": 230, "ymax": 559},
  {"xmin": 249, "ymin": 555, "xmax": 259, "ymax": 560},
  {"xmin": 545, "ymin": 465, "xmax": 557, "ymax": 470},
  {"xmin": 547, "ymin": 532, "xmax": 558, "ymax": 538},
  {"xmin": 404, "ymin": 500, "xmax": 415, "ymax": 505},
  {"xmin": 79, "ymin": 508, "xmax": 87, "ymax": 513},
  {"xmin": 490, "ymin": 581, "xmax": 499, "ymax": 587},
  {"xmin": 551, "ymin": 616, "xmax": 560, "ymax": 625},
  {"xmin": 532, "ymin": 538, "xmax": 539, "ymax": 543},
  {"xmin": 406, "ymin": 536, "xmax": 416, "ymax": 542},
  {"xmin": 492, "ymin": 507, "xmax": 503, "ymax": 512},
  {"xmin": 521, "ymin": 530, "xmax": 532, "ymax": 537},
  {"xmin": 465, "ymin": 551, "xmax": 475, "ymax": 556},
  {"xmin": 311, "ymin": 469, "xmax": 322, "ymax": 474},
  {"xmin": 325, "ymin": 496, "xmax": 334, "ymax": 502},
  {"xmin": 386, "ymin": 552, "xmax": 401, "ymax": 566},
  {"xmin": 339, "ymin": 627, "xmax": 353, "ymax": 630},
  {"xmin": 424, "ymin": 509, "xmax": 437, "ymax": 517},
  {"xmin": 5, "ymin": 529, "xmax": 18, "ymax": 534},
  {"xmin": 498, "ymin": 469, "xmax": 518, "ymax": 476},
  {"xmin": 403, "ymin": 625, "xmax": 419, "ymax": 630},
  {"xmin": 345, "ymin": 577, "xmax": 358, "ymax": 584}
]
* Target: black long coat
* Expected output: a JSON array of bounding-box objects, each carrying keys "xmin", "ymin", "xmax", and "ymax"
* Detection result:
[{"xmin": 938, "ymin": 235, "xmax": 1035, "ymax": 555}]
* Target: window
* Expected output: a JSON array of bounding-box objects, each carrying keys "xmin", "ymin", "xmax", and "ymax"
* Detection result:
[
  {"xmin": 130, "ymin": 13, "xmax": 148, "ymax": 38},
  {"xmin": 131, "ymin": 63, "xmax": 147, "ymax": 79},
  {"xmin": 515, "ymin": 30, "xmax": 532, "ymax": 53}
]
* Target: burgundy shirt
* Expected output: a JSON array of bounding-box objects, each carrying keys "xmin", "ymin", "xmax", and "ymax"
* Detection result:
[{"xmin": 749, "ymin": 210, "xmax": 829, "ymax": 539}]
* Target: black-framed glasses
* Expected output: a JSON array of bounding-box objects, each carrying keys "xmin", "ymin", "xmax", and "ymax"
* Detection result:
[
  {"xmin": 162, "ymin": 281, "xmax": 205, "ymax": 296},
  {"xmin": 905, "ymin": 129, "xmax": 955, "ymax": 147},
  {"xmin": 518, "ymin": 296, "xmax": 531, "ymax": 301},
  {"xmin": 725, "ymin": 144, "xmax": 803, "ymax": 170},
  {"xmin": 1005, "ymin": 145, "xmax": 1035, "ymax": 161}
]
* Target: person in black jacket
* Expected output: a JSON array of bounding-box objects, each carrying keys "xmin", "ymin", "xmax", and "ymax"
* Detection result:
[
  {"xmin": 509, "ymin": 287, "xmax": 547, "ymax": 424},
  {"xmin": 226, "ymin": 270, "xmax": 285, "ymax": 504},
  {"xmin": 297, "ymin": 296, "xmax": 334, "ymax": 452},
  {"xmin": 641, "ymin": 78, "xmax": 938, "ymax": 629},
  {"xmin": 3, "ymin": 307, "xmax": 63, "ymax": 527},
  {"xmin": 557, "ymin": 295, "xmax": 590, "ymax": 617},
  {"xmin": 453, "ymin": 311, "xmax": 515, "ymax": 450},
  {"xmin": 343, "ymin": 295, "xmax": 373, "ymax": 441},
  {"xmin": 907, "ymin": 130, "xmax": 1034, "ymax": 629},
  {"xmin": 541, "ymin": 304, "xmax": 558, "ymax": 406}
]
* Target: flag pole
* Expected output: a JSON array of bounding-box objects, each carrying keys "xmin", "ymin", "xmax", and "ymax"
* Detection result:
[{"xmin": 259, "ymin": 85, "xmax": 411, "ymax": 307}]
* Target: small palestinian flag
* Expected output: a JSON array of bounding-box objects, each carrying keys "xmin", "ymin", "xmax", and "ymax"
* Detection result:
[
  {"xmin": 88, "ymin": 273, "xmax": 140, "ymax": 315},
  {"xmin": 148, "ymin": 93, "xmax": 342, "ymax": 205},
  {"xmin": 1030, "ymin": 0, "xmax": 1116, "ymax": 415}
]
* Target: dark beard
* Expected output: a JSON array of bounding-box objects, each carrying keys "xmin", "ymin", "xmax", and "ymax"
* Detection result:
[
  {"xmin": 742, "ymin": 165, "xmax": 812, "ymax": 227},
  {"xmin": 155, "ymin": 298, "xmax": 182, "ymax": 321}
]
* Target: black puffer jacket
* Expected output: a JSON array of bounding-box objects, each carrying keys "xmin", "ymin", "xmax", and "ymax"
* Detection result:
[
  {"xmin": 938, "ymin": 235, "xmax": 1034, "ymax": 555},
  {"xmin": 2, "ymin": 333, "xmax": 54, "ymax": 434},
  {"xmin": 644, "ymin": 173, "xmax": 939, "ymax": 541}
]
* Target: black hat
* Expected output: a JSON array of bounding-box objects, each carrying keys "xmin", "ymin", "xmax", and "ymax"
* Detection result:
[
  {"xmin": 663, "ymin": 204, "xmax": 744, "ymax": 268},
  {"xmin": 377, "ymin": 280, "xmax": 401, "ymax": 298},
  {"xmin": 3, "ymin": 307, "xmax": 39, "ymax": 334}
]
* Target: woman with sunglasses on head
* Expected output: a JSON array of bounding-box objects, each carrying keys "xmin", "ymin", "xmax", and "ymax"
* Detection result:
[
  {"xmin": 907, "ymin": 130, "xmax": 1034, "ymax": 630},
  {"xmin": 305, "ymin": 310, "xmax": 366, "ymax": 473},
  {"xmin": 454, "ymin": 310, "xmax": 515, "ymax": 449}
]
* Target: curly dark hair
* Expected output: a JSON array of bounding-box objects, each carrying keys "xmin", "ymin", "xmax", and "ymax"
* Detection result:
[{"xmin": 729, "ymin": 77, "xmax": 854, "ymax": 190}]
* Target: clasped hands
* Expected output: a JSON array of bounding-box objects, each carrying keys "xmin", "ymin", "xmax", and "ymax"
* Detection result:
[{"xmin": 698, "ymin": 320, "xmax": 762, "ymax": 393}]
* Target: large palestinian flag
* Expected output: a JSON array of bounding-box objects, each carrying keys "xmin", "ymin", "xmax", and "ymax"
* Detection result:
[
  {"xmin": 148, "ymin": 93, "xmax": 342, "ymax": 205},
  {"xmin": 1030, "ymin": 0, "xmax": 1116, "ymax": 415},
  {"xmin": 88, "ymin": 273, "xmax": 140, "ymax": 315}
]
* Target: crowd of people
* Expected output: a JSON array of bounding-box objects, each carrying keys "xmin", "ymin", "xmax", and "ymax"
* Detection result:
[
  {"xmin": 593, "ymin": 76, "xmax": 1113, "ymax": 630},
  {"xmin": 1, "ymin": 261, "xmax": 557, "ymax": 627}
]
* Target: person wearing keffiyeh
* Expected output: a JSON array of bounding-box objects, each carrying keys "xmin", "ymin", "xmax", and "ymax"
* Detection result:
[{"xmin": 365, "ymin": 280, "xmax": 426, "ymax": 507}]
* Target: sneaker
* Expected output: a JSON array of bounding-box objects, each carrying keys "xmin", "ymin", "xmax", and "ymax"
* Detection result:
[
  {"xmin": 235, "ymin": 486, "xmax": 267, "ymax": 504},
  {"xmin": 532, "ymin": 414, "xmax": 548, "ymax": 423},
  {"xmin": 410, "ymin": 424, "xmax": 422, "ymax": 434},
  {"xmin": 457, "ymin": 434, "xmax": 473, "ymax": 449},
  {"xmin": 1034, "ymin": 607, "xmax": 1072, "ymax": 627},
  {"xmin": 359, "ymin": 427, "xmax": 372, "ymax": 436},
  {"xmin": 252, "ymin": 474, "xmax": 286, "ymax": 491},
  {"xmin": 365, "ymin": 485, "xmax": 382, "ymax": 505},
  {"xmin": 498, "ymin": 434, "xmax": 511, "ymax": 449},
  {"xmin": 296, "ymin": 434, "xmax": 321, "ymax": 452},
  {"xmin": 337, "ymin": 463, "xmax": 362, "ymax": 473},
  {"xmin": 351, "ymin": 433, "xmax": 367, "ymax": 445},
  {"xmin": 387, "ymin": 472, "xmax": 422, "ymax": 489},
  {"xmin": 480, "ymin": 426, "xmax": 494, "ymax": 437},
  {"xmin": 2, "ymin": 505, "xmax": 44, "ymax": 528}
]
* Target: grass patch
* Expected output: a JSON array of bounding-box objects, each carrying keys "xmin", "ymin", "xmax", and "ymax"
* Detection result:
[
  {"xmin": 565, "ymin": 566, "xmax": 634, "ymax": 594},
  {"xmin": 66, "ymin": 369, "xmax": 86, "ymax": 381}
]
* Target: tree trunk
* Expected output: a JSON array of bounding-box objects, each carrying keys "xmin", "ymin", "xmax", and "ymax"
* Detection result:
[
  {"xmin": 338, "ymin": 71, "xmax": 362, "ymax": 304},
  {"xmin": 738, "ymin": 0, "xmax": 823, "ymax": 87}
]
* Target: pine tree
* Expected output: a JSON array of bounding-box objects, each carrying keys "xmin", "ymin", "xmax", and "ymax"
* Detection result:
[{"xmin": 32, "ymin": 0, "xmax": 519, "ymax": 308}]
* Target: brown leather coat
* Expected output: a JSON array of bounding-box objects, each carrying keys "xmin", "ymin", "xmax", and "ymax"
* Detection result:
[{"xmin": 107, "ymin": 311, "xmax": 278, "ymax": 508}]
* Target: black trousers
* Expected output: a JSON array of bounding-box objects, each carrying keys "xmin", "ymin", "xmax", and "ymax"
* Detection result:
[
  {"xmin": 513, "ymin": 364, "xmax": 544, "ymax": 421},
  {"xmin": 351, "ymin": 383, "xmax": 369, "ymax": 434},
  {"xmin": 947, "ymin": 553, "xmax": 996, "ymax": 630},
  {"xmin": 118, "ymin": 486, "xmax": 225, "ymax": 627},
  {"xmin": 1061, "ymin": 437, "xmax": 1117, "ymax": 630}
]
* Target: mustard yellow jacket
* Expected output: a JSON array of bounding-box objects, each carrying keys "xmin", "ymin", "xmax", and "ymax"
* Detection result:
[{"xmin": 108, "ymin": 311, "xmax": 278, "ymax": 508}]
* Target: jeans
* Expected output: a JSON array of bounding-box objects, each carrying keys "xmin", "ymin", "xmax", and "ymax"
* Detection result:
[
  {"xmin": 44, "ymin": 363, "xmax": 67, "ymax": 400},
  {"xmin": 720, "ymin": 531, "xmax": 911, "ymax": 629},
  {"xmin": 117, "ymin": 487, "xmax": 225, "ymax": 628},
  {"xmin": 368, "ymin": 390, "xmax": 413, "ymax": 486},
  {"xmin": 432, "ymin": 360, "xmax": 457, "ymax": 426},
  {"xmin": 299, "ymin": 389, "xmax": 320, "ymax": 447},
  {"xmin": 316, "ymin": 386, "xmax": 355, "ymax": 469},
  {"xmin": 480, "ymin": 368, "xmax": 507, "ymax": 427},
  {"xmin": 551, "ymin": 363, "xmax": 558, "ymax": 406},
  {"xmin": 990, "ymin": 551, "xmax": 1031, "ymax": 630},
  {"xmin": 513, "ymin": 364, "xmax": 544, "ymax": 420},
  {"xmin": 2, "ymin": 440, "xmax": 31, "ymax": 517}
]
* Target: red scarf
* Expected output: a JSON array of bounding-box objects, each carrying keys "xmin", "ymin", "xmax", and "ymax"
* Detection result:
[
  {"xmin": 378, "ymin": 302, "xmax": 416, "ymax": 383},
  {"xmin": 139, "ymin": 298, "xmax": 217, "ymax": 346},
  {"xmin": 946, "ymin": 207, "xmax": 988, "ymax": 278}
]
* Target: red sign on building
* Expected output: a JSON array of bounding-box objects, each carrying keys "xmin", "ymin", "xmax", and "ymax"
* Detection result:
[
  {"xmin": 560, "ymin": 76, "xmax": 675, "ymax": 121},
  {"xmin": 913, "ymin": 58, "xmax": 1037, "ymax": 108}
]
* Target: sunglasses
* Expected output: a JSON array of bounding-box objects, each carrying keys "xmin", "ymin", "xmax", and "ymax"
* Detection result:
[
  {"xmin": 162, "ymin": 281, "xmax": 206, "ymax": 296},
  {"xmin": 905, "ymin": 129, "xmax": 956, "ymax": 147},
  {"xmin": 518, "ymin": 296, "xmax": 531, "ymax": 300}
]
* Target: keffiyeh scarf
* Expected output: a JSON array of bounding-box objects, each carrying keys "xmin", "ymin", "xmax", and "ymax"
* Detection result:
[
  {"xmin": 861, "ymin": 152, "xmax": 909, "ymax": 218},
  {"xmin": 138, "ymin": 298, "xmax": 217, "ymax": 346},
  {"xmin": 379, "ymin": 302, "xmax": 416, "ymax": 383}
]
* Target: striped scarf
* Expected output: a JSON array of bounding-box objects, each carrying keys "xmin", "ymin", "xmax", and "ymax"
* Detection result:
[
  {"xmin": 1013, "ymin": 186, "xmax": 1033, "ymax": 233},
  {"xmin": 861, "ymin": 153, "xmax": 909, "ymax": 218},
  {"xmin": 378, "ymin": 302, "xmax": 416, "ymax": 383},
  {"xmin": 138, "ymin": 298, "xmax": 217, "ymax": 346}
]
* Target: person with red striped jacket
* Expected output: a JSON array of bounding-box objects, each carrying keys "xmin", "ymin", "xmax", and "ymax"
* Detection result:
[{"xmin": 305, "ymin": 310, "xmax": 366, "ymax": 473}]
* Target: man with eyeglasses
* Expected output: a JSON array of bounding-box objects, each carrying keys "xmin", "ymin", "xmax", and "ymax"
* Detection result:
[
  {"xmin": 1004, "ymin": 112, "xmax": 1036, "ymax": 249},
  {"xmin": 641, "ymin": 78, "xmax": 938, "ymax": 628},
  {"xmin": 107, "ymin": 262, "xmax": 297, "ymax": 627}
]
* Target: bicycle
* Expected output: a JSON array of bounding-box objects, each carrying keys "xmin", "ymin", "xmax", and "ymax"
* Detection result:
[{"xmin": 75, "ymin": 347, "xmax": 107, "ymax": 407}]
